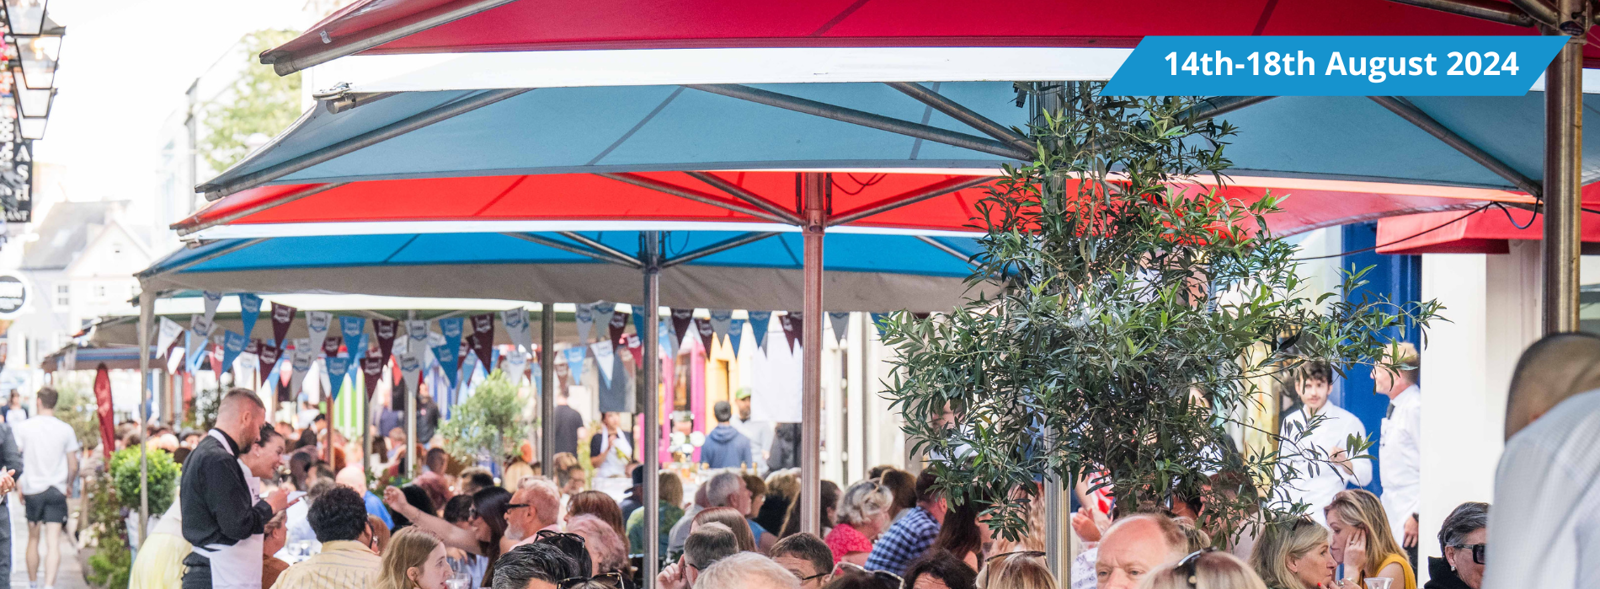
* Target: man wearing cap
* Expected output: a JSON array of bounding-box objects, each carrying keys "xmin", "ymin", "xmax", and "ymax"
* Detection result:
[{"xmin": 729, "ymin": 388, "xmax": 773, "ymax": 474}]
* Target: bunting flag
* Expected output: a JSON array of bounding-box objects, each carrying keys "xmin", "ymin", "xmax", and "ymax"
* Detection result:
[
  {"xmin": 625, "ymin": 333, "xmax": 643, "ymax": 369},
  {"xmin": 405, "ymin": 321, "xmax": 428, "ymax": 392},
  {"xmin": 321, "ymin": 334, "xmax": 342, "ymax": 357},
  {"xmin": 168, "ymin": 338, "xmax": 186, "ymax": 374},
  {"xmin": 829, "ymin": 312, "xmax": 851, "ymax": 344},
  {"xmin": 244, "ymin": 339, "xmax": 260, "ymax": 355},
  {"xmin": 709, "ymin": 310, "xmax": 733, "ymax": 345},
  {"xmin": 207, "ymin": 341, "xmax": 225, "ymax": 374},
  {"xmin": 729, "ymin": 319, "xmax": 746, "ymax": 355},
  {"xmin": 361, "ymin": 356, "xmax": 386, "ymax": 397},
  {"xmin": 590, "ymin": 302, "xmax": 617, "ymax": 332},
  {"xmin": 470, "ymin": 313, "xmax": 495, "ymax": 369},
  {"xmin": 563, "ymin": 346, "xmax": 586, "ymax": 385},
  {"xmin": 632, "ymin": 306, "xmax": 648, "ymax": 340},
  {"xmin": 220, "ymin": 331, "xmax": 248, "ymax": 375},
  {"xmin": 609, "ymin": 311, "xmax": 629, "ymax": 346},
  {"xmin": 257, "ymin": 340, "xmax": 281, "ymax": 377},
  {"xmin": 670, "ymin": 308, "xmax": 693, "ymax": 348},
  {"xmin": 237, "ymin": 293, "xmax": 263, "ymax": 339},
  {"xmin": 400, "ymin": 349, "xmax": 423, "ymax": 394},
  {"xmin": 575, "ymin": 303, "xmax": 595, "ymax": 342},
  {"xmin": 201, "ymin": 291, "xmax": 223, "ymax": 322},
  {"xmin": 306, "ymin": 311, "xmax": 333, "ymax": 354},
  {"xmin": 326, "ymin": 356, "xmax": 353, "ymax": 401},
  {"xmin": 596, "ymin": 343, "xmax": 632, "ymax": 413},
  {"xmin": 339, "ymin": 316, "xmax": 366, "ymax": 357},
  {"xmin": 695, "ymin": 317, "xmax": 715, "ymax": 353},
  {"xmin": 748, "ymin": 311, "xmax": 772, "ymax": 354},
  {"xmin": 914, "ymin": 312, "xmax": 931, "ymax": 320},
  {"xmin": 429, "ymin": 331, "xmax": 457, "ymax": 391},
  {"xmin": 186, "ymin": 315, "xmax": 215, "ymax": 373},
  {"xmin": 439, "ymin": 317, "xmax": 464, "ymax": 387},
  {"xmin": 658, "ymin": 318, "xmax": 675, "ymax": 355},
  {"xmin": 501, "ymin": 308, "xmax": 533, "ymax": 353},
  {"xmin": 869, "ymin": 312, "xmax": 891, "ymax": 337},
  {"xmin": 374, "ymin": 319, "xmax": 398, "ymax": 365},
  {"xmin": 157, "ymin": 317, "xmax": 183, "ymax": 359},
  {"xmin": 591, "ymin": 340, "xmax": 616, "ymax": 387},
  {"xmin": 354, "ymin": 334, "xmax": 370, "ymax": 362},
  {"xmin": 457, "ymin": 340, "xmax": 470, "ymax": 387},
  {"xmin": 289, "ymin": 339, "xmax": 314, "ymax": 398},
  {"xmin": 270, "ymin": 302, "xmax": 298, "ymax": 347},
  {"xmin": 780, "ymin": 312, "xmax": 802, "ymax": 352},
  {"xmin": 505, "ymin": 351, "xmax": 529, "ymax": 385}
]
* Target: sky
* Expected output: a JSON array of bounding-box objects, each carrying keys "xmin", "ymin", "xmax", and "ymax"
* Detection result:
[{"xmin": 35, "ymin": 0, "xmax": 313, "ymax": 214}]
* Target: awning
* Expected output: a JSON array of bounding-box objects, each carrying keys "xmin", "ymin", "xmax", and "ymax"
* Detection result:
[
  {"xmin": 1377, "ymin": 184, "xmax": 1600, "ymax": 254},
  {"xmin": 41, "ymin": 346, "xmax": 158, "ymax": 373}
]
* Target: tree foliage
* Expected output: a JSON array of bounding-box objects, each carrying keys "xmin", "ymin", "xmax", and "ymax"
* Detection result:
[
  {"xmin": 85, "ymin": 472, "xmax": 131, "ymax": 589},
  {"xmin": 880, "ymin": 84, "xmax": 1442, "ymax": 545},
  {"xmin": 198, "ymin": 29, "xmax": 302, "ymax": 174},
  {"xmin": 440, "ymin": 371, "xmax": 532, "ymax": 465},
  {"xmin": 110, "ymin": 447, "xmax": 181, "ymax": 516}
]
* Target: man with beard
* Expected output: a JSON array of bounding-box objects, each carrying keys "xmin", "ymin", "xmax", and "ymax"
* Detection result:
[{"xmin": 180, "ymin": 389, "xmax": 292, "ymax": 589}]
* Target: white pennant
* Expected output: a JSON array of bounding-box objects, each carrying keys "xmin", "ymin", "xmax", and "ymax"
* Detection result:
[
  {"xmin": 575, "ymin": 303, "xmax": 595, "ymax": 343},
  {"xmin": 589, "ymin": 302, "xmax": 616, "ymax": 333},
  {"xmin": 305, "ymin": 311, "xmax": 333, "ymax": 356},
  {"xmin": 505, "ymin": 351, "xmax": 530, "ymax": 386},
  {"xmin": 590, "ymin": 340, "xmax": 616, "ymax": 386},
  {"xmin": 403, "ymin": 324, "xmax": 429, "ymax": 393},
  {"xmin": 828, "ymin": 312, "xmax": 851, "ymax": 344},
  {"xmin": 501, "ymin": 307, "xmax": 533, "ymax": 353},
  {"xmin": 201, "ymin": 291, "xmax": 223, "ymax": 322},
  {"xmin": 709, "ymin": 309, "xmax": 733, "ymax": 346},
  {"xmin": 289, "ymin": 338, "xmax": 314, "ymax": 398},
  {"xmin": 157, "ymin": 317, "xmax": 183, "ymax": 356}
]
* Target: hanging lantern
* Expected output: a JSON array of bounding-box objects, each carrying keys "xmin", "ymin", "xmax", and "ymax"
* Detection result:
[{"xmin": 1, "ymin": 0, "xmax": 48, "ymax": 37}]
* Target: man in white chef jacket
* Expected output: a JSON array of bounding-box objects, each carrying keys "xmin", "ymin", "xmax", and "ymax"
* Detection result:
[
  {"xmin": 1373, "ymin": 343, "xmax": 1422, "ymax": 563},
  {"xmin": 1279, "ymin": 361, "xmax": 1372, "ymax": 525}
]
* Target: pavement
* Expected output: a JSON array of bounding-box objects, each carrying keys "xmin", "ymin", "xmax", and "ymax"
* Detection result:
[{"xmin": 7, "ymin": 493, "xmax": 88, "ymax": 589}]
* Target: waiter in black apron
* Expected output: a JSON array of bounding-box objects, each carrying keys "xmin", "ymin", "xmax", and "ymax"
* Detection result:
[{"xmin": 180, "ymin": 388, "xmax": 292, "ymax": 589}]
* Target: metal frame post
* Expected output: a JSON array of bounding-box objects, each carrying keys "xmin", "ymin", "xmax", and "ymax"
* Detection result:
[
  {"xmin": 1544, "ymin": 3, "xmax": 1585, "ymax": 334},
  {"xmin": 407, "ymin": 352, "xmax": 418, "ymax": 477},
  {"xmin": 641, "ymin": 232, "xmax": 663, "ymax": 581},
  {"xmin": 540, "ymin": 304, "xmax": 556, "ymax": 473},
  {"xmin": 800, "ymin": 173, "xmax": 828, "ymax": 536},
  {"xmin": 137, "ymin": 289, "xmax": 155, "ymax": 545}
]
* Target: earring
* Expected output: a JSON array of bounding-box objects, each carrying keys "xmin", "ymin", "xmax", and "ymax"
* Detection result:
[{"xmin": 1450, "ymin": 565, "xmax": 1457, "ymax": 572}]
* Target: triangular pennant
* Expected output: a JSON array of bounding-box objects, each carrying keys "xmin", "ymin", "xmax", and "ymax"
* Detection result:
[
  {"xmin": 748, "ymin": 311, "xmax": 772, "ymax": 354},
  {"xmin": 237, "ymin": 294, "xmax": 263, "ymax": 339},
  {"xmin": 469, "ymin": 313, "xmax": 495, "ymax": 370},
  {"xmin": 590, "ymin": 302, "xmax": 617, "ymax": 333},
  {"xmin": 670, "ymin": 309, "xmax": 694, "ymax": 348},
  {"xmin": 626, "ymin": 333, "xmax": 643, "ymax": 369},
  {"xmin": 289, "ymin": 339, "xmax": 314, "ymax": 399},
  {"xmin": 220, "ymin": 331, "xmax": 248, "ymax": 376},
  {"xmin": 326, "ymin": 356, "xmax": 353, "ymax": 401},
  {"xmin": 500, "ymin": 308, "xmax": 533, "ymax": 354},
  {"xmin": 563, "ymin": 346, "xmax": 586, "ymax": 385},
  {"xmin": 306, "ymin": 311, "xmax": 333, "ymax": 355},
  {"xmin": 201, "ymin": 291, "xmax": 223, "ymax": 322},
  {"xmin": 505, "ymin": 351, "xmax": 530, "ymax": 385},
  {"xmin": 168, "ymin": 340, "xmax": 186, "ymax": 374},
  {"xmin": 695, "ymin": 317, "xmax": 715, "ymax": 353},
  {"xmin": 360, "ymin": 356, "xmax": 386, "ymax": 398},
  {"xmin": 404, "ymin": 321, "xmax": 428, "ymax": 392},
  {"xmin": 575, "ymin": 303, "xmax": 595, "ymax": 343},
  {"xmin": 270, "ymin": 302, "xmax": 298, "ymax": 348},
  {"xmin": 208, "ymin": 340, "xmax": 225, "ymax": 374},
  {"xmin": 437, "ymin": 317, "xmax": 464, "ymax": 388},
  {"xmin": 186, "ymin": 315, "xmax": 215, "ymax": 372},
  {"xmin": 709, "ymin": 310, "xmax": 733, "ymax": 346},
  {"xmin": 157, "ymin": 317, "xmax": 183, "ymax": 357},
  {"xmin": 321, "ymin": 334, "xmax": 342, "ymax": 357},
  {"xmin": 829, "ymin": 312, "xmax": 850, "ymax": 345},
  {"xmin": 257, "ymin": 340, "xmax": 281, "ymax": 378},
  {"xmin": 339, "ymin": 316, "xmax": 366, "ymax": 358},
  {"xmin": 780, "ymin": 312, "xmax": 802, "ymax": 352},
  {"xmin": 729, "ymin": 319, "xmax": 746, "ymax": 355},
  {"xmin": 373, "ymin": 319, "xmax": 398, "ymax": 365},
  {"xmin": 869, "ymin": 312, "xmax": 891, "ymax": 337},
  {"xmin": 632, "ymin": 306, "xmax": 648, "ymax": 341},
  {"xmin": 657, "ymin": 318, "xmax": 676, "ymax": 355},
  {"xmin": 609, "ymin": 311, "xmax": 629, "ymax": 347},
  {"xmin": 591, "ymin": 340, "xmax": 616, "ymax": 387}
]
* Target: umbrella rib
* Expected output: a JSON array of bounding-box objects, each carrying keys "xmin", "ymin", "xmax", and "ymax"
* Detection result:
[
  {"xmin": 1175, "ymin": 96, "xmax": 1277, "ymax": 122},
  {"xmin": 137, "ymin": 239, "xmax": 269, "ymax": 279},
  {"xmin": 915, "ymin": 235, "xmax": 980, "ymax": 266},
  {"xmin": 828, "ymin": 176, "xmax": 994, "ymax": 227},
  {"xmin": 886, "ymin": 82, "xmax": 1035, "ymax": 152},
  {"xmin": 660, "ymin": 232, "xmax": 782, "ymax": 269},
  {"xmin": 1369, "ymin": 96, "xmax": 1541, "ymax": 197},
  {"xmin": 557, "ymin": 232, "xmax": 646, "ymax": 267},
  {"xmin": 684, "ymin": 172, "xmax": 803, "ymax": 225},
  {"xmin": 177, "ymin": 183, "xmax": 349, "ymax": 236},
  {"xmin": 1382, "ymin": 0, "xmax": 1538, "ymax": 27},
  {"xmin": 597, "ymin": 172, "xmax": 793, "ymax": 224},
  {"xmin": 260, "ymin": 0, "xmax": 521, "ymax": 75},
  {"xmin": 199, "ymin": 89, "xmax": 532, "ymax": 200},
  {"xmin": 502, "ymin": 232, "xmax": 641, "ymax": 268},
  {"xmin": 683, "ymin": 84, "xmax": 1032, "ymax": 161}
]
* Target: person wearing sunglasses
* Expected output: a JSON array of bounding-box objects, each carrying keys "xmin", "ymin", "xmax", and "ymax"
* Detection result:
[
  {"xmin": 490, "ymin": 542, "xmax": 581, "ymax": 589},
  {"xmin": 1424, "ymin": 503, "xmax": 1486, "ymax": 589},
  {"xmin": 1142, "ymin": 549, "xmax": 1267, "ymax": 589}
]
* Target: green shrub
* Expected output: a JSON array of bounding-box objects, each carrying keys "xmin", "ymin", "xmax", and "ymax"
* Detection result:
[
  {"xmin": 109, "ymin": 447, "xmax": 180, "ymax": 515},
  {"xmin": 84, "ymin": 473, "xmax": 130, "ymax": 589},
  {"xmin": 440, "ymin": 371, "xmax": 531, "ymax": 465}
]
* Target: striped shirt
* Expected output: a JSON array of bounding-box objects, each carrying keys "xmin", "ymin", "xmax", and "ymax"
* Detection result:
[
  {"xmin": 1484, "ymin": 388, "xmax": 1600, "ymax": 589},
  {"xmin": 269, "ymin": 541, "xmax": 380, "ymax": 589},
  {"xmin": 864, "ymin": 507, "xmax": 940, "ymax": 575}
]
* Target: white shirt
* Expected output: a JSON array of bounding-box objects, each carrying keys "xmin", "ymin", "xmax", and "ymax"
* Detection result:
[
  {"xmin": 13, "ymin": 415, "xmax": 81, "ymax": 495},
  {"xmin": 731, "ymin": 414, "xmax": 773, "ymax": 473},
  {"xmin": 1279, "ymin": 403, "xmax": 1372, "ymax": 524},
  {"xmin": 1379, "ymin": 384, "xmax": 1421, "ymax": 545},
  {"xmin": 1483, "ymin": 388, "xmax": 1600, "ymax": 589}
]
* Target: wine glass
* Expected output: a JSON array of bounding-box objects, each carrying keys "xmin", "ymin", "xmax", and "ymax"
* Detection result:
[{"xmin": 1365, "ymin": 578, "xmax": 1392, "ymax": 589}]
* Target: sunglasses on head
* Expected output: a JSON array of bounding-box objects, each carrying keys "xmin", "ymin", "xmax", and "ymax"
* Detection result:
[
  {"xmin": 1451, "ymin": 543, "xmax": 1486, "ymax": 565},
  {"xmin": 837, "ymin": 562, "xmax": 903, "ymax": 589},
  {"xmin": 1177, "ymin": 548, "xmax": 1216, "ymax": 588},
  {"xmin": 557, "ymin": 571, "xmax": 623, "ymax": 588}
]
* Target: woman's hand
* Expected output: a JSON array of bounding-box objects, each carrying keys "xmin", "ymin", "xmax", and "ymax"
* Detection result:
[
  {"xmin": 1072, "ymin": 507, "xmax": 1104, "ymax": 543},
  {"xmin": 383, "ymin": 486, "xmax": 409, "ymax": 512},
  {"xmin": 1342, "ymin": 528, "xmax": 1368, "ymax": 580}
]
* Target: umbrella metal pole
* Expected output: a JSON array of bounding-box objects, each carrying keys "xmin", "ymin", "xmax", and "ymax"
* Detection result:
[
  {"xmin": 641, "ymin": 232, "xmax": 662, "ymax": 582},
  {"xmin": 1544, "ymin": 6, "xmax": 1584, "ymax": 334},
  {"xmin": 541, "ymin": 304, "xmax": 556, "ymax": 475},
  {"xmin": 800, "ymin": 173, "xmax": 827, "ymax": 536},
  {"xmin": 137, "ymin": 289, "xmax": 154, "ymax": 546},
  {"xmin": 407, "ymin": 358, "xmax": 418, "ymax": 477}
]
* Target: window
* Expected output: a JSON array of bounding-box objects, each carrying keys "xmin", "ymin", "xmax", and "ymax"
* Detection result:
[{"xmin": 54, "ymin": 284, "xmax": 67, "ymax": 307}]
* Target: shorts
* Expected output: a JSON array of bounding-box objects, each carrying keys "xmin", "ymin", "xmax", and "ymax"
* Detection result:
[{"xmin": 23, "ymin": 487, "xmax": 67, "ymax": 524}]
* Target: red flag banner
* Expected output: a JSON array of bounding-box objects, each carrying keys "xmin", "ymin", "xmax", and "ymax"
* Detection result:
[
  {"xmin": 670, "ymin": 309, "xmax": 693, "ymax": 349},
  {"xmin": 469, "ymin": 313, "xmax": 494, "ymax": 370},
  {"xmin": 695, "ymin": 318, "xmax": 714, "ymax": 353},
  {"xmin": 780, "ymin": 312, "xmax": 803, "ymax": 352},
  {"xmin": 270, "ymin": 302, "xmax": 297, "ymax": 347},
  {"xmin": 360, "ymin": 356, "xmax": 385, "ymax": 395},
  {"xmin": 93, "ymin": 363, "xmax": 114, "ymax": 459},
  {"xmin": 609, "ymin": 311, "xmax": 628, "ymax": 347},
  {"xmin": 374, "ymin": 319, "xmax": 398, "ymax": 365}
]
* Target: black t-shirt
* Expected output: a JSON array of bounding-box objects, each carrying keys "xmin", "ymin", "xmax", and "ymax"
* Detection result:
[{"xmin": 553, "ymin": 405, "xmax": 584, "ymax": 456}]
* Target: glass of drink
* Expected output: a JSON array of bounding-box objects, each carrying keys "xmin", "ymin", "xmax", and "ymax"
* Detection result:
[{"xmin": 1365, "ymin": 578, "xmax": 1392, "ymax": 589}]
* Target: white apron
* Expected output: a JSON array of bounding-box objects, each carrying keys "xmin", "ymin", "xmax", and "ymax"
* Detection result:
[{"xmin": 188, "ymin": 430, "xmax": 264, "ymax": 589}]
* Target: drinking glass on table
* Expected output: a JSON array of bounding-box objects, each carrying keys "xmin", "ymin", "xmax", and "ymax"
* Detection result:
[{"xmin": 1364, "ymin": 578, "xmax": 1392, "ymax": 589}]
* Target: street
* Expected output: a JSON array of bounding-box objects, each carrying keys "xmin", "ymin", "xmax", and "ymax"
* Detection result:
[{"xmin": 7, "ymin": 494, "xmax": 86, "ymax": 589}]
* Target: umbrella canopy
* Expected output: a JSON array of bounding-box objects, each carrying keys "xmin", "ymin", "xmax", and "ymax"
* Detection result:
[
  {"xmin": 137, "ymin": 230, "xmax": 989, "ymax": 313},
  {"xmin": 1377, "ymin": 185, "xmax": 1600, "ymax": 254},
  {"xmin": 176, "ymin": 170, "xmax": 1510, "ymax": 240}
]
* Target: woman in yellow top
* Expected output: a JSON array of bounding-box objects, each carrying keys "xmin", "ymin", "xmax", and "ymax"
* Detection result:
[{"xmin": 1324, "ymin": 489, "xmax": 1417, "ymax": 589}]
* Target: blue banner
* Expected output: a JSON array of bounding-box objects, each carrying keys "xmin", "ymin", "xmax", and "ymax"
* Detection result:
[
  {"xmin": 438, "ymin": 317, "xmax": 464, "ymax": 390},
  {"xmin": 220, "ymin": 330, "xmax": 248, "ymax": 375},
  {"xmin": 326, "ymin": 355, "xmax": 352, "ymax": 401},
  {"xmin": 238, "ymin": 293, "xmax": 262, "ymax": 339},
  {"xmin": 564, "ymin": 346, "xmax": 586, "ymax": 385},
  {"xmin": 1104, "ymin": 36, "xmax": 1566, "ymax": 96},
  {"xmin": 339, "ymin": 316, "xmax": 366, "ymax": 356},
  {"xmin": 747, "ymin": 311, "xmax": 772, "ymax": 353},
  {"xmin": 728, "ymin": 319, "xmax": 745, "ymax": 356}
]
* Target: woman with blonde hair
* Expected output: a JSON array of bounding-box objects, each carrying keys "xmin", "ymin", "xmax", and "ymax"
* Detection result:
[
  {"xmin": 377, "ymin": 528, "xmax": 452, "ymax": 589},
  {"xmin": 1142, "ymin": 550, "xmax": 1269, "ymax": 589},
  {"xmin": 825, "ymin": 479, "xmax": 895, "ymax": 567},
  {"xmin": 1249, "ymin": 517, "xmax": 1337, "ymax": 589},
  {"xmin": 979, "ymin": 551, "xmax": 1055, "ymax": 589},
  {"xmin": 1325, "ymin": 489, "xmax": 1416, "ymax": 589}
]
